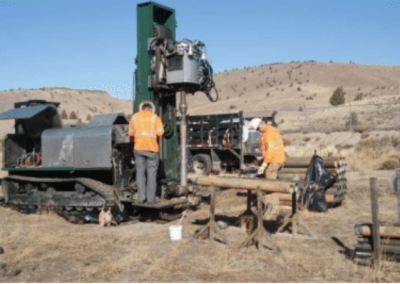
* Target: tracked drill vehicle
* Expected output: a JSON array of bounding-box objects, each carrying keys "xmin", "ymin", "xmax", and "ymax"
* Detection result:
[{"xmin": 0, "ymin": 2, "xmax": 217, "ymax": 220}]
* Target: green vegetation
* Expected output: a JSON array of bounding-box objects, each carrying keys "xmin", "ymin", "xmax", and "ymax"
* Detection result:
[
  {"xmin": 61, "ymin": 110, "xmax": 68, "ymax": 119},
  {"xmin": 329, "ymin": 86, "xmax": 346, "ymax": 106},
  {"xmin": 354, "ymin": 93, "xmax": 363, "ymax": 101},
  {"xmin": 69, "ymin": 111, "xmax": 78, "ymax": 120}
]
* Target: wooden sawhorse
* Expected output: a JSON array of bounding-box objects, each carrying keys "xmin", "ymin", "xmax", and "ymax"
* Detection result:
[
  {"xmin": 239, "ymin": 188, "xmax": 278, "ymax": 251},
  {"xmin": 193, "ymin": 184, "xmax": 231, "ymax": 246}
]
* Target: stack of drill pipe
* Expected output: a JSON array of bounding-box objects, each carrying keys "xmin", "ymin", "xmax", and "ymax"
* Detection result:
[
  {"xmin": 279, "ymin": 156, "xmax": 347, "ymax": 180},
  {"xmin": 280, "ymin": 167, "xmax": 339, "ymax": 175},
  {"xmin": 354, "ymin": 223, "xmax": 400, "ymax": 264},
  {"xmin": 275, "ymin": 156, "xmax": 347, "ymax": 207},
  {"xmin": 274, "ymin": 187, "xmax": 345, "ymax": 207},
  {"xmin": 187, "ymin": 173, "xmax": 295, "ymax": 193},
  {"xmin": 284, "ymin": 156, "xmax": 343, "ymax": 168}
]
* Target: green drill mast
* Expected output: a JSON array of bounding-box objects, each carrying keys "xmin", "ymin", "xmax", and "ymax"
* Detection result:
[{"xmin": 134, "ymin": 2, "xmax": 178, "ymax": 182}]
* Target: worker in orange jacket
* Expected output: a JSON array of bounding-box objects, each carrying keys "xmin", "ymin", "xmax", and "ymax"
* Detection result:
[
  {"xmin": 257, "ymin": 120, "xmax": 286, "ymax": 179},
  {"xmin": 128, "ymin": 101, "xmax": 164, "ymax": 204}
]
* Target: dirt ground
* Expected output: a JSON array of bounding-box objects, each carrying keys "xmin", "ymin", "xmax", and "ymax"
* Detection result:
[{"xmin": 1, "ymin": 170, "xmax": 400, "ymax": 282}]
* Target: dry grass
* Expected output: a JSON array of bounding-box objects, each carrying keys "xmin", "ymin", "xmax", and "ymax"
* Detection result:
[
  {"xmin": 380, "ymin": 154, "xmax": 400, "ymax": 170},
  {"xmin": 349, "ymin": 137, "xmax": 400, "ymax": 171},
  {"xmin": 352, "ymin": 119, "xmax": 369, "ymax": 134},
  {"xmin": 1, "ymin": 170, "xmax": 400, "ymax": 282},
  {"xmin": 282, "ymin": 137, "xmax": 293, "ymax": 147}
]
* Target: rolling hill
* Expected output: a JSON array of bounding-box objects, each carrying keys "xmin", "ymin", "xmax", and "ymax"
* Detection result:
[{"xmin": 0, "ymin": 62, "xmax": 399, "ymax": 171}]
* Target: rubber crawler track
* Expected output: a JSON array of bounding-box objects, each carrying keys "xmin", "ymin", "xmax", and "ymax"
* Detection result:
[{"xmin": 3, "ymin": 175, "xmax": 117, "ymax": 209}]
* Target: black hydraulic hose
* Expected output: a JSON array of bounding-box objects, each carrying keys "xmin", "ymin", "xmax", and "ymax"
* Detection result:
[
  {"xmin": 199, "ymin": 59, "xmax": 219, "ymax": 102},
  {"xmin": 205, "ymin": 82, "xmax": 219, "ymax": 102}
]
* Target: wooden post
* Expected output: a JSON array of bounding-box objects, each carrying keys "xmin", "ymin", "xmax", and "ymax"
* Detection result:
[
  {"xmin": 370, "ymin": 177, "xmax": 381, "ymax": 268},
  {"xmin": 209, "ymin": 184, "xmax": 215, "ymax": 243},
  {"xmin": 292, "ymin": 190, "xmax": 297, "ymax": 238},
  {"xmin": 396, "ymin": 170, "xmax": 400, "ymax": 221},
  {"xmin": 247, "ymin": 189, "xmax": 251, "ymax": 211},
  {"xmin": 256, "ymin": 189, "xmax": 265, "ymax": 251}
]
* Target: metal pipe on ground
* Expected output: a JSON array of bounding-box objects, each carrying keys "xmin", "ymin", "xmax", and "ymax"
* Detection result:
[
  {"xmin": 286, "ymin": 156, "xmax": 343, "ymax": 163},
  {"xmin": 280, "ymin": 168, "xmax": 338, "ymax": 175},
  {"xmin": 278, "ymin": 174, "xmax": 347, "ymax": 183},
  {"xmin": 187, "ymin": 173, "xmax": 294, "ymax": 193},
  {"xmin": 277, "ymin": 173, "xmax": 306, "ymax": 181},
  {"xmin": 278, "ymin": 173, "xmax": 322, "ymax": 181},
  {"xmin": 356, "ymin": 242, "xmax": 400, "ymax": 253},
  {"xmin": 325, "ymin": 186, "xmax": 343, "ymax": 194},
  {"xmin": 203, "ymin": 174, "xmax": 346, "ymax": 194},
  {"xmin": 284, "ymin": 162, "xmax": 339, "ymax": 169},
  {"xmin": 274, "ymin": 193, "xmax": 339, "ymax": 204},
  {"xmin": 284, "ymin": 157, "xmax": 343, "ymax": 168},
  {"xmin": 355, "ymin": 224, "xmax": 400, "ymax": 238}
]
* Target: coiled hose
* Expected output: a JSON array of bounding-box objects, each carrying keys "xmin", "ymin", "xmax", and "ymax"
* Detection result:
[{"xmin": 199, "ymin": 59, "xmax": 219, "ymax": 102}]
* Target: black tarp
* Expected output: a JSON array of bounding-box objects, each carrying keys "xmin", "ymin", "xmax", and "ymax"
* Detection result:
[
  {"xmin": 305, "ymin": 154, "xmax": 336, "ymax": 189},
  {"xmin": 302, "ymin": 154, "xmax": 337, "ymax": 212}
]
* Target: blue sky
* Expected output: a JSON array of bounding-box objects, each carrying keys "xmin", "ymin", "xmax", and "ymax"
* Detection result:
[{"xmin": 0, "ymin": 0, "xmax": 399, "ymax": 99}]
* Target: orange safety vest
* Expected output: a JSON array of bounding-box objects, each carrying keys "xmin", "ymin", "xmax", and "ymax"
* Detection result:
[
  {"xmin": 128, "ymin": 110, "xmax": 164, "ymax": 153},
  {"xmin": 259, "ymin": 124, "xmax": 286, "ymax": 165}
]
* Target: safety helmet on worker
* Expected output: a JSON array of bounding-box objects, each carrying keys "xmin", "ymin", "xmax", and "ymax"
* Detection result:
[{"xmin": 139, "ymin": 100, "xmax": 155, "ymax": 113}]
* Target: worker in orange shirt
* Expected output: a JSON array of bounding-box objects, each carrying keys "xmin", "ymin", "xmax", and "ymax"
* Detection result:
[
  {"xmin": 257, "ymin": 120, "xmax": 286, "ymax": 179},
  {"xmin": 128, "ymin": 101, "xmax": 164, "ymax": 204}
]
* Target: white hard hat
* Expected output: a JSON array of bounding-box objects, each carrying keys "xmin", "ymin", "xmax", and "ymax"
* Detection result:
[
  {"xmin": 248, "ymin": 118, "xmax": 262, "ymax": 130},
  {"xmin": 139, "ymin": 100, "xmax": 155, "ymax": 113}
]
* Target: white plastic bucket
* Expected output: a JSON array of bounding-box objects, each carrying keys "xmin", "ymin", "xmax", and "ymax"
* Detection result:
[{"xmin": 169, "ymin": 225, "xmax": 182, "ymax": 241}]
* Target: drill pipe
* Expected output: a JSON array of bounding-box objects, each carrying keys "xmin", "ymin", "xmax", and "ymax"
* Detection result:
[
  {"xmin": 187, "ymin": 173, "xmax": 294, "ymax": 193},
  {"xmin": 285, "ymin": 161, "xmax": 339, "ymax": 169},
  {"xmin": 277, "ymin": 173, "xmax": 310, "ymax": 181},
  {"xmin": 286, "ymin": 156, "xmax": 343, "ymax": 163},
  {"xmin": 325, "ymin": 186, "xmax": 344, "ymax": 195},
  {"xmin": 280, "ymin": 168, "xmax": 338, "ymax": 175},
  {"xmin": 285, "ymin": 157, "xmax": 344, "ymax": 168},
  {"xmin": 274, "ymin": 193, "xmax": 338, "ymax": 204},
  {"xmin": 355, "ymin": 224, "xmax": 400, "ymax": 238},
  {"xmin": 355, "ymin": 243, "xmax": 400, "ymax": 253},
  {"xmin": 357, "ymin": 237, "xmax": 400, "ymax": 247},
  {"xmin": 179, "ymin": 91, "xmax": 188, "ymax": 188},
  {"xmin": 277, "ymin": 173, "xmax": 345, "ymax": 181}
]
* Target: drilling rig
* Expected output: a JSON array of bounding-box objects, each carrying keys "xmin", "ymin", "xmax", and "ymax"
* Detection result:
[
  {"xmin": 0, "ymin": 2, "xmax": 346, "ymax": 222},
  {"xmin": 134, "ymin": 2, "xmax": 217, "ymax": 195},
  {"xmin": 0, "ymin": 2, "xmax": 217, "ymax": 222}
]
